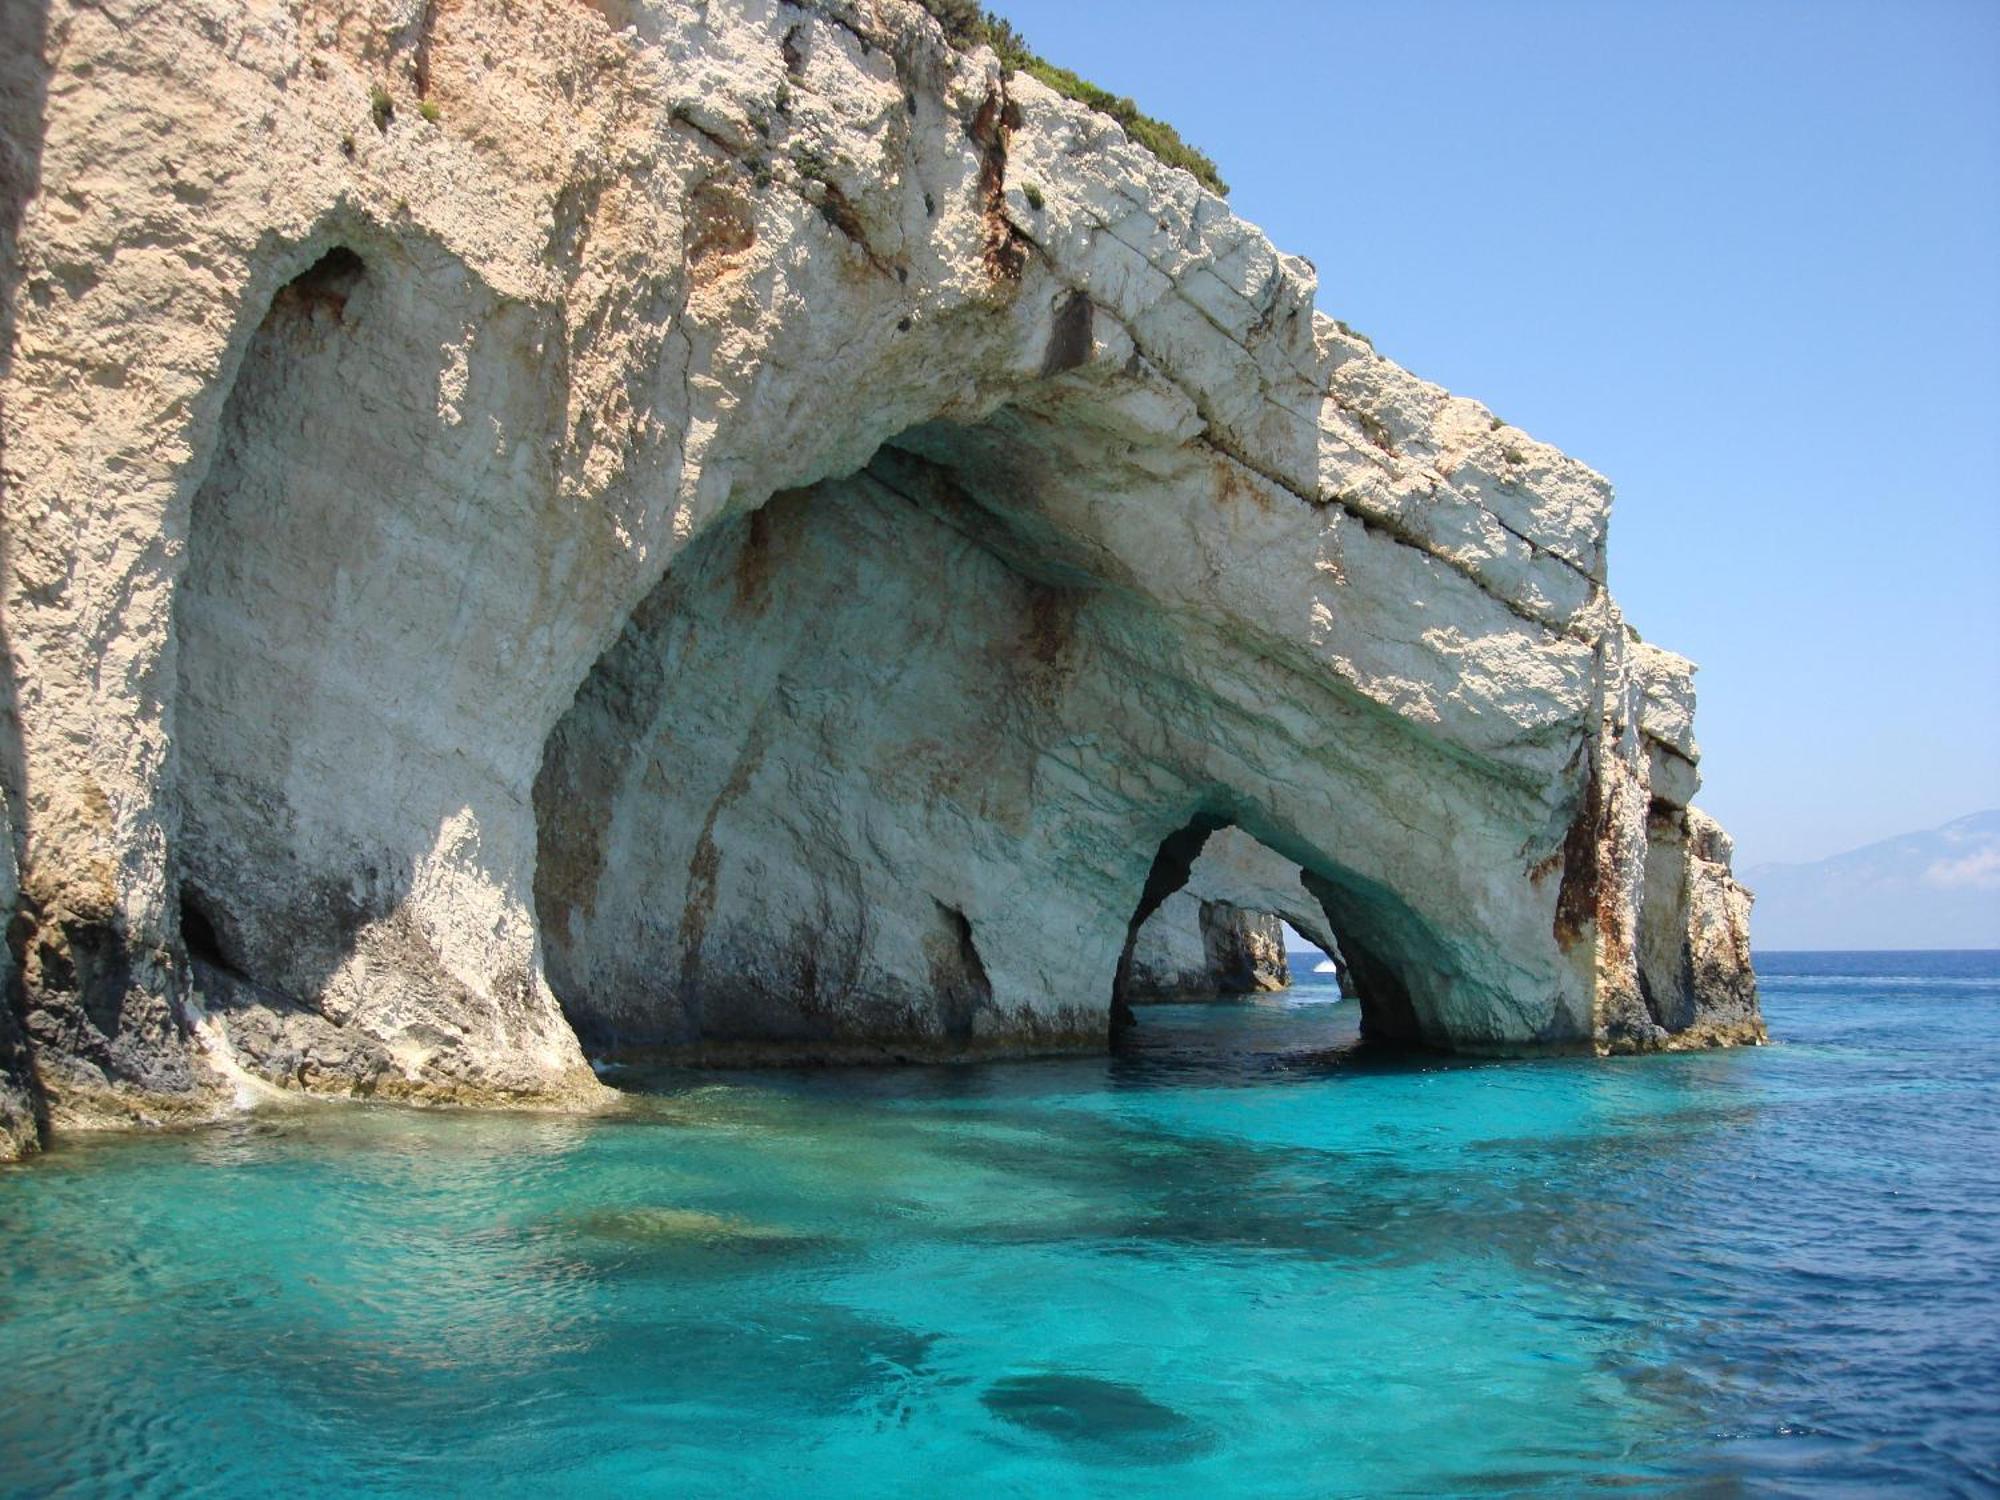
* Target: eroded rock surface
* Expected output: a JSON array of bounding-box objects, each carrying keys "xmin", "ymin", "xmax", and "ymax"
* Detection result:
[{"xmin": 0, "ymin": 0, "xmax": 1760, "ymax": 1154}]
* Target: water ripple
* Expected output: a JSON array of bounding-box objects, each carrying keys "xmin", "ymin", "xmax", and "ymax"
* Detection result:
[{"xmin": 2, "ymin": 960, "xmax": 1997, "ymax": 1495}]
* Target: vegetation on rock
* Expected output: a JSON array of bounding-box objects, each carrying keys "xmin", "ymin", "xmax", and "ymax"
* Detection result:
[{"xmin": 916, "ymin": 0, "xmax": 1229, "ymax": 195}]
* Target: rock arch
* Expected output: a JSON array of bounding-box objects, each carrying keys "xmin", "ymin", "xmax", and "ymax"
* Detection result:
[
  {"xmin": 0, "ymin": 0, "xmax": 1761, "ymax": 1150},
  {"xmin": 1120, "ymin": 826, "xmax": 1360, "ymax": 1010},
  {"xmin": 524, "ymin": 356, "xmax": 1696, "ymax": 1062}
]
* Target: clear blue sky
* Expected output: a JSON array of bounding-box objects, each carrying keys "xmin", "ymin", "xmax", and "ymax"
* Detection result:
[{"xmin": 989, "ymin": 0, "xmax": 2000, "ymax": 866}]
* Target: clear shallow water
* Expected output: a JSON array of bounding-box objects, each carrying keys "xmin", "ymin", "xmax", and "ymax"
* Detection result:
[{"xmin": 3, "ymin": 954, "xmax": 1997, "ymax": 1497}]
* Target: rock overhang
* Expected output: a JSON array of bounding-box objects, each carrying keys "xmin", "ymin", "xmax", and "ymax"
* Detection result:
[{"xmin": 0, "ymin": 0, "xmax": 1762, "ymax": 1159}]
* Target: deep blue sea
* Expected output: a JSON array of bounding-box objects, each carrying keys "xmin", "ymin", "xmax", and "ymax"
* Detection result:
[{"xmin": 2, "ymin": 952, "xmax": 1996, "ymax": 1497}]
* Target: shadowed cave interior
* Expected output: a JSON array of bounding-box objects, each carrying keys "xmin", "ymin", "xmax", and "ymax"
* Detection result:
[
  {"xmin": 169, "ymin": 241, "xmax": 1462, "ymax": 1080},
  {"xmin": 529, "ymin": 423, "xmax": 1411, "ymax": 1059}
]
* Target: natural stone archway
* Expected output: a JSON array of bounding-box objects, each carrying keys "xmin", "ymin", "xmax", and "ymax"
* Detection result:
[
  {"xmin": 1111, "ymin": 818, "xmax": 1505, "ymax": 1048},
  {"xmin": 528, "ymin": 378, "xmax": 1575, "ymax": 1064},
  {"xmin": 0, "ymin": 0, "xmax": 1761, "ymax": 1154},
  {"xmin": 1123, "ymin": 827, "xmax": 1368, "ymax": 1006},
  {"xmin": 528, "ymin": 364, "xmax": 1718, "ymax": 1062}
]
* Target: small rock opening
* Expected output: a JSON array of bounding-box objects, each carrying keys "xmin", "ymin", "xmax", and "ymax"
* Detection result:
[
  {"xmin": 177, "ymin": 888, "xmax": 228, "ymax": 971},
  {"xmin": 269, "ymin": 246, "xmax": 366, "ymax": 324},
  {"xmin": 1112, "ymin": 821, "xmax": 1366, "ymax": 1032},
  {"xmin": 932, "ymin": 902, "xmax": 991, "ymax": 1046},
  {"xmin": 1285, "ymin": 928, "xmax": 1357, "ymax": 998}
]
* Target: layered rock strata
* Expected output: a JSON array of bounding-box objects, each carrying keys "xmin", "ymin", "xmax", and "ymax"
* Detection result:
[{"xmin": 0, "ymin": 0, "xmax": 1761, "ymax": 1156}]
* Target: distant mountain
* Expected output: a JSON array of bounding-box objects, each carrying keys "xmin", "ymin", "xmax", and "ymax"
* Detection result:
[{"xmin": 1743, "ymin": 811, "xmax": 2000, "ymax": 951}]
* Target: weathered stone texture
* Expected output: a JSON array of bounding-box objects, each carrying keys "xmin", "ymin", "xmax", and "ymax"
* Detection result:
[{"xmin": 0, "ymin": 0, "xmax": 1760, "ymax": 1154}]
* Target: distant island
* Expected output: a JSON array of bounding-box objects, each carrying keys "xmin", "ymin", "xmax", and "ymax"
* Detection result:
[{"xmin": 1743, "ymin": 811, "xmax": 2000, "ymax": 951}]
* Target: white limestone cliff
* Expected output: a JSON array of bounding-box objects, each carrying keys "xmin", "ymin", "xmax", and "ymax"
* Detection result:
[{"xmin": 0, "ymin": 0, "xmax": 1761, "ymax": 1157}]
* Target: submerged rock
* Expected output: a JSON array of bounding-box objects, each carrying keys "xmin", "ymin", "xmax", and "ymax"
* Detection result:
[
  {"xmin": 0, "ymin": 0, "xmax": 1759, "ymax": 1155},
  {"xmin": 982, "ymin": 1372, "xmax": 1212, "ymax": 1458},
  {"xmin": 565, "ymin": 1206, "xmax": 807, "ymax": 1248}
]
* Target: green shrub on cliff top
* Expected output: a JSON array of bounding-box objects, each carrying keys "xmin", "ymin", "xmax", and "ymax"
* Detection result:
[{"xmin": 915, "ymin": 0, "xmax": 1229, "ymax": 196}]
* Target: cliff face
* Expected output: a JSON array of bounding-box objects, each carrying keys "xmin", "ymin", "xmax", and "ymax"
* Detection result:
[{"xmin": 0, "ymin": 0, "xmax": 1760, "ymax": 1156}]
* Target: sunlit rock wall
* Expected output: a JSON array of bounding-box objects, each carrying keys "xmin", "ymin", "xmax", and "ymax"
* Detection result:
[{"xmin": 0, "ymin": 0, "xmax": 1760, "ymax": 1154}]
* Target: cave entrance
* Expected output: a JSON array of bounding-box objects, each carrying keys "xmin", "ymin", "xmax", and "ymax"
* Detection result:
[
  {"xmin": 531, "ymin": 416, "xmax": 1142, "ymax": 1059},
  {"xmin": 167, "ymin": 230, "xmax": 590, "ymax": 1098},
  {"xmin": 1106, "ymin": 809, "xmax": 1455, "ymax": 1050},
  {"xmin": 1109, "ymin": 822, "xmax": 1358, "ymax": 1026},
  {"xmin": 532, "ymin": 410, "xmax": 1468, "ymax": 1062},
  {"xmin": 531, "ymin": 331, "xmax": 1500, "ymax": 1064}
]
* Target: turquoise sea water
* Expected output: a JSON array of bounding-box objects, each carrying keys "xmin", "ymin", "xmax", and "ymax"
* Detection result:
[{"xmin": 3, "ymin": 952, "xmax": 1997, "ymax": 1497}]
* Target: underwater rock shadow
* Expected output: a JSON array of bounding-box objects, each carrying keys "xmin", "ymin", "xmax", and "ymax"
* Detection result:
[{"xmin": 981, "ymin": 1370, "xmax": 1216, "ymax": 1463}]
